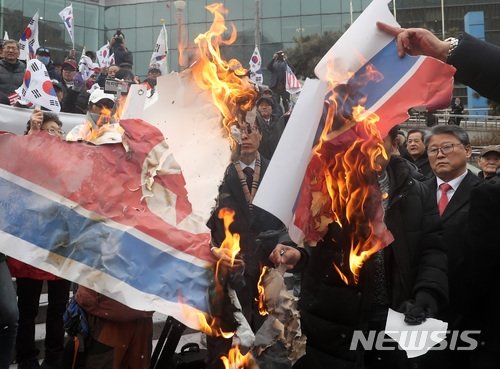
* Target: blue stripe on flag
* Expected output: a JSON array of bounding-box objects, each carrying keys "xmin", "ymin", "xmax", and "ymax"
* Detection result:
[
  {"xmin": 0, "ymin": 177, "xmax": 211, "ymax": 311},
  {"xmin": 349, "ymin": 40, "xmax": 420, "ymax": 110}
]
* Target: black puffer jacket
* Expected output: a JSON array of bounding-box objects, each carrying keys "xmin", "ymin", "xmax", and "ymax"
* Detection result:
[
  {"xmin": 0, "ymin": 60, "xmax": 26, "ymax": 95},
  {"xmin": 297, "ymin": 156, "xmax": 447, "ymax": 368}
]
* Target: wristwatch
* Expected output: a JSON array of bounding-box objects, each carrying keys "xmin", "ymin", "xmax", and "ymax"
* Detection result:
[{"xmin": 445, "ymin": 37, "xmax": 459, "ymax": 59}]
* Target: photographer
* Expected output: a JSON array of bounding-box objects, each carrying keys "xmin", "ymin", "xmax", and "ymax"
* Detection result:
[
  {"xmin": 266, "ymin": 50, "xmax": 294, "ymax": 114},
  {"xmin": 109, "ymin": 30, "xmax": 133, "ymax": 67}
]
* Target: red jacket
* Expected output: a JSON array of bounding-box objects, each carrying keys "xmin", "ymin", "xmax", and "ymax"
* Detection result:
[{"xmin": 8, "ymin": 258, "xmax": 60, "ymax": 280}]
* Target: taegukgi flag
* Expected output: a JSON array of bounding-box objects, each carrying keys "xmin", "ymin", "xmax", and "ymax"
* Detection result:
[
  {"xmin": 78, "ymin": 47, "xmax": 100, "ymax": 81},
  {"xmin": 248, "ymin": 46, "xmax": 263, "ymax": 85},
  {"xmin": 97, "ymin": 42, "xmax": 114, "ymax": 68},
  {"xmin": 59, "ymin": 4, "xmax": 75, "ymax": 46},
  {"xmin": 19, "ymin": 12, "xmax": 40, "ymax": 61},
  {"xmin": 150, "ymin": 24, "xmax": 168, "ymax": 75},
  {"xmin": 254, "ymin": 0, "xmax": 456, "ymax": 245},
  {"xmin": 17, "ymin": 59, "xmax": 61, "ymax": 112}
]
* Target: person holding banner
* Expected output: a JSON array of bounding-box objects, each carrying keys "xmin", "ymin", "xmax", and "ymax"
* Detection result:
[
  {"xmin": 8, "ymin": 109, "xmax": 68, "ymax": 369},
  {"xmin": 0, "ymin": 40, "xmax": 25, "ymax": 96}
]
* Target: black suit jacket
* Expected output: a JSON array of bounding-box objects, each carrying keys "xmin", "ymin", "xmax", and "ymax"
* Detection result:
[
  {"xmin": 425, "ymin": 171, "xmax": 480, "ymax": 325},
  {"xmin": 448, "ymin": 32, "xmax": 500, "ymax": 103},
  {"xmin": 466, "ymin": 175, "xmax": 500, "ymax": 357},
  {"xmin": 208, "ymin": 157, "xmax": 288, "ymax": 279}
]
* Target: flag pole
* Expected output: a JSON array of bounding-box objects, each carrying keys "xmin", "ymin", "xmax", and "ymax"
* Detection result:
[{"xmin": 160, "ymin": 18, "xmax": 168, "ymax": 73}]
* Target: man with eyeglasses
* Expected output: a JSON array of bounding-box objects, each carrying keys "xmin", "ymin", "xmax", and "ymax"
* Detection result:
[
  {"xmin": 0, "ymin": 40, "xmax": 25, "ymax": 97},
  {"xmin": 418, "ymin": 125, "xmax": 480, "ymax": 369},
  {"xmin": 207, "ymin": 106, "xmax": 295, "ymax": 369}
]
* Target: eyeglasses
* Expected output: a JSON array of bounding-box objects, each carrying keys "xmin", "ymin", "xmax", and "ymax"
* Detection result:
[
  {"xmin": 37, "ymin": 48, "xmax": 50, "ymax": 55},
  {"xmin": 43, "ymin": 128, "xmax": 65, "ymax": 137},
  {"xmin": 427, "ymin": 143, "xmax": 464, "ymax": 156}
]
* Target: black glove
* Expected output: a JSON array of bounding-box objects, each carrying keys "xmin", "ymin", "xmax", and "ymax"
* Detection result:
[{"xmin": 400, "ymin": 290, "xmax": 438, "ymax": 325}]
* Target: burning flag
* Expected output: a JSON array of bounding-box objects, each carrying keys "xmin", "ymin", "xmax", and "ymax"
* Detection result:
[
  {"xmin": 0, "ymin": 118, "xmax": 215, "ymax": 329},
  {"xmin": 19, "ymin": 11, "xmax": 40, "ymax": 61},
  {"xmin": 254, "ymin": 0, "xmax": 455, "ymax": 284}
]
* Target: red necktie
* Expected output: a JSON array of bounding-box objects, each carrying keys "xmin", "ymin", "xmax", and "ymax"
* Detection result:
[{"xmin": 438, "ymin": 183, "xmax": 452, "ymax": 216}]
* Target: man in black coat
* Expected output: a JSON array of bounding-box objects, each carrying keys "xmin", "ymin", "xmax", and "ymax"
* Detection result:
[
  {"xmin": 417, "ymin": 125, "xmax": 480, "ymax": 369},
  {"xmin": 0, "ymin": 40, "xmax": 25, "ymax": 97},
  {"xmin": 466, "ymin": 169, "xmax": 500, "ymax": 369},
  {"xmin": 206, "ymin": 108, "xmax": 293, "ymax": 369},
  {"xmin": 272, "ymin": 126, "xmax": 448, "ymax": 369},
  {"xmin": 267, "ymin": 51, "xmax": 294, "ymax": 114},
  {"xmin": 403, "ymin": 129, "xmax": 433, "ymax": 179}
]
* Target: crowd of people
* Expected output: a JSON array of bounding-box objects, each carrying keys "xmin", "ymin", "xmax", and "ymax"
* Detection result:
[
  {"xmin": 0, "ymin": 20, "xmax": 499, "ymax": 369},
  {"xmin": 0, "ymin": 29, "xmax": 157, "ymax": 116}
]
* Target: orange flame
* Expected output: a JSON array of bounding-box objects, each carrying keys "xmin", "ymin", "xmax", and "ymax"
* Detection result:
[
  {"xmin": 179, "ymin": 207, "xmax": 241, "ymax": 338},
  {"xmin": 313, "ymin": 62, "xmax": 389, "ymax": 285},
  {"xmin": 178, "ymin": 295, "xmax": 235, "ymax": 339},
  {"xmin": 79, "ymin": 95, "xmax": 126, "ymax": 142},
  {"xmin": 256, "ymin": 266, "xmax": 269, "ymax": 316},
  {"xmin": 220, "ymin": 346, "xmax": 257, "ymax": 369},
  {"xmin": 191, "ymin": 3, "xmax": 257, "ymax": 138}
]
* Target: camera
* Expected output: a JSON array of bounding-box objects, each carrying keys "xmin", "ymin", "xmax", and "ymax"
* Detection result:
[{"xmin": 104, "ymin": 78, "xmax": 130, "ymax": 95}]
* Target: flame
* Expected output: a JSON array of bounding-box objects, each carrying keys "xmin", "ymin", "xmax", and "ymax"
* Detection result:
[
  {"xmin": 217, "ymin": 208, "xmax": 240, "ymax": 267},
  {"xmin": 79, "ymin": 95, "xmax": 126, "ymax": 142},
  {"xmin": 179, "ymin": 207, "xmax": 241, "ymax": 338},
  {"xmin": 256, "ymin": 266, "xmax": 269, "ymax": 316},
  {"xmin": 191, "ymin": 3, "xmax": 257, "ymax": 140},
  {"xmin": 220, "ymin": 346, "xmax": 257, "ymax": 369},
  {"xmin": 178, "ymin": 295, "xmax": 235, "ymax": 339},
  {"xmin": 312, "ymin": 62, "xmax": 390, "ymax": 285}
]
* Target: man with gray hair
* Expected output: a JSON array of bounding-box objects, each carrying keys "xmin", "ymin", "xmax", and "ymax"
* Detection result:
[
  {"xmin": 404, "ymin": 128, "xmax": 433, "ymax": 179},
  {"xmin": 0, "ymin": 40, "xmax": 25, "ymax": 97},
  {"xmin": 421, "ymin": 125, "xmax": 480, "ymax": 368}
]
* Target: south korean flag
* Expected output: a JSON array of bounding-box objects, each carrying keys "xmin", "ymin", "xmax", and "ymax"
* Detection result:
[{"xmin": 17, "ymin": 59, "xmax": 61, "ymax": 112}]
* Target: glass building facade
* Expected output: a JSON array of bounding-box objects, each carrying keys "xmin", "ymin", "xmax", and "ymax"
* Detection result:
[{"xmin": 1, "ymin": 0, "xmax": 499, "ymax": 79}]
